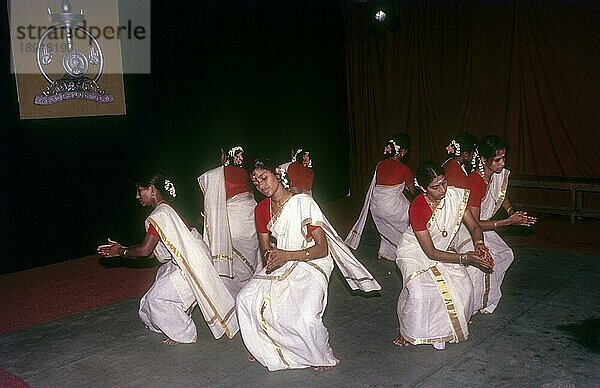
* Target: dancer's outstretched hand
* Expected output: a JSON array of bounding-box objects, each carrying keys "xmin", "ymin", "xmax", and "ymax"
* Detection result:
[{"xmin": 97, "ymin": 238, "xmax": 124, "ymax": 258}]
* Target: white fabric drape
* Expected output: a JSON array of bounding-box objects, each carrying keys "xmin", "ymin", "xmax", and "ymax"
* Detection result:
[
  {"xmin": 237, "ymin": 194, "xmax": 380, "ymax": 371},
  {"xmin": 396, "ymin": 187, "xmax": 472, "ymax": 345},
  {"xmin": 198, "ymin": 166, "xmax": 260, "ymax": 297},
  {"xmin": 453, "ymin": 169, "xmax": 514, "ymax": 314},
  {"xmin": 145, "ymin": 203, "xmax": 238, "ymax": 340},
  {"xmin": 346, "ymin": 169, "xmax": 410, "ymax": 261}
]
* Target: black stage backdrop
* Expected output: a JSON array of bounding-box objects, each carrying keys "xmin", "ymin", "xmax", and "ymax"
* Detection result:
[
  {"xmin": 3, "ymin": 0, "xmax": 598, "ymax": 274},
  {"xmin": 1, "ymin": 1, "xmax": 349, "ymax": 273}
]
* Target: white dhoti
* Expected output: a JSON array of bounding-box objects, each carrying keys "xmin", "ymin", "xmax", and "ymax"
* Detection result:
[
  {"xmin": 220, "ymin": 192, "xmax": 261, "ymax": 296},
  {"xmin": 139, "ymin": 261, "xmax": 198, "ymax": 343},
  {"xmin": 454, "ymin": 169, "xmax": 513, "ymax": 314},
  {"xmin": 346, "ymin": 172, "xmax": 410, "ymax": 261},
  {"xmin": 397, "ymin": 262, "xmax": 473, "ymax": 345},
  {"xmin": 370, "ymin": 184, "xmax": 410, "ymax": 260},
  {"xmin": 237, "ymin": 259, "xmax": 337, "ymax": 370},
  {"xmin": 139, "ymin": 203, "xmax": 238, "ymax": 342},
  {"xmin": 396, "ymin": 187, "xmax": 472, "ymax": 345},
  {"xmin": 238, "ymin": 194, "xmax": 380, "ymax": 370},
  {"xmin": 198, "ymin": 168, "xmax": 260, "ymax": 298}
]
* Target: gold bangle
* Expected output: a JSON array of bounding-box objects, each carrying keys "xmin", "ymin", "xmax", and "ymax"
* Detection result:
[
  {"xmin": 507, "ymin": 207, "xmax": 514, "ymax": 214},
  {"xmin": 304, "ymin": 249, "xmax": 310, "ymax": 258},
  {"xmin": 123, "ymin": 249, "xmax": 128, "ymax": 257},
  {"xmin": 458, "ymin": 253, "xmax": 468, "ymax": 266},
  {"xmin": 494, "ymin": 222, "xmax": 498, "ymax": 230},
  {"xmin": 474, "ymin": 240, "xmax": 484, "ymax": 246}
]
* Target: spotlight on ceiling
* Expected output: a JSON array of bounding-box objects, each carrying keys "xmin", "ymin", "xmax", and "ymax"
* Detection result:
[
  {"xmin": 374, "ymin": 10, "xmax": 387, "ymax": 22},
  {"xmin": 369, "ymin": 2, "xmax": 400, "ymax": 39}
]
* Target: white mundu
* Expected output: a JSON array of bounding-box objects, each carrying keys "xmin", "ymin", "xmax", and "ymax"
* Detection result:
[
  {"xmin": 453, "ymin": 168, "xmax": 514, "ymax": 314},
  {"xmin": 198, "ymin": 166, "xmax": 260, "ymax": 297},
  {"xmin": 237, "ymin": 194, "xmax": 380, "ymax": 371},
  {"xmin": 345, "ymin": 165, "xmax": 410, "ymax": 261},
  {"xmin": 138, "ymin": 203, "xmax": 238, "ymax": 343},
  {"xmin": 396, "ymin": 187, "xmax": 473, "ymax": 346}
]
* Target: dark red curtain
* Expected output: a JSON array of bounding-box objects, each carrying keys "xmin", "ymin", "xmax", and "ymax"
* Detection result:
[{"xmin": 345, "ymin": 0, "xmax": 600, "ymax": 195}]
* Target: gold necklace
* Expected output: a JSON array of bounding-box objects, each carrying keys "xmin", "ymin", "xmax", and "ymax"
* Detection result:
[
  {"xmin": 426, "ymin": 196, "xmax": 448, "ymax": 238},
  {"xmin": 270, "ymin": 193, "xmax": 293, "ymax": 216}
]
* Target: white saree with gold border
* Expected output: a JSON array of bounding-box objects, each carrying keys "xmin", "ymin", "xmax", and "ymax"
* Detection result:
[
  {"xmin": 237, "ymin": 194, "xmax": 380, "ymax": 371},
  {"xmin": 395, "ymin": 187, "xmax": 473, "ymax": 345},
  {"xmin": 345, "ymin": 167, "xmax": 410, "ymax": 261},
  {"xmin": 198, "ymin": 166, "xmax": 260, "ymax": 297},
  {"xmin": 142, "ymin": 203, "xmax": 238, "ymax": 340},
  {"xmin": 454, "ymin": 168, "xmax": 514, "ymax": 314}
]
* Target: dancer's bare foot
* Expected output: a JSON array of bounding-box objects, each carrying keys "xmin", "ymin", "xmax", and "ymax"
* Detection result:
[
  {"xmin": 162, "ymin": 338, "xmax": 179, "ymax": 346},
  {"xmin": 313, "ymin": 360, "xmax": 339, "ymax": 371},
  {"xmin": 393, "ymin": 335, "xmax": 412, "ymax": 347}
]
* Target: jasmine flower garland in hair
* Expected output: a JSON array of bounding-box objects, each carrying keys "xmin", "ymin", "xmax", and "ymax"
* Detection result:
[
  {"xmin": 446, "ymin": 140, "xmax": 461, "ymax": 156},
  {"xmin": 389, "ymin": 139, "xmax": 401, "ymax": 155},
  {"xmin": 275, "ymin": 167, "xmax": 291, "ymax": 189},
  {"xmin": 164, "ymin": 179, "xmax": 177, "ymax": 198},
  {"xmin": 471, "ymin": 149, "xmax": 479, "ymax": 171},
  {"xmin": 475, "ymin": 151, "xmax": 485, "ymax": 175},
  {"xmin": 291, "ymin": 149, "xmax": 303, "ymax": 163},
  {"xmin": 228, "ymin": 146, "xmax": 244, "ymax": 159},
  {"xmin": 414, "ymin": 177, "xmax": 425, "ymax": 192}
]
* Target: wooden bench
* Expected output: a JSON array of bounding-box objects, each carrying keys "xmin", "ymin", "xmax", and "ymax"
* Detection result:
[{"xmin": 509, "ymin": 175, "xmax": 600, "ymax": 223}]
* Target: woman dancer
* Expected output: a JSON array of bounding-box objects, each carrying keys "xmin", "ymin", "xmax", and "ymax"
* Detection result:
[
  {"xmin": 346, "ymin": 133, "xmax": 415, "ymax": 261},
  {"xmin": 394, "ymin": 162, "xmax": 493, "ymax": 350},
  {"xmin": 198, "ymin": 146, "xmax": 260, "ymax": 297},
  {"xmin": 454, "ymin": 135, "xmax": 537, "ymax": 315},
  {"xmin": 442, "ymin": 132, "xmax": 479, "ymax": 188},
  {"xmin": 236, "ymin": 160, "xmax": 380, "ymax": 371},
  {"xmin": 97, "ymin": 175, "xmax": 238, "ymax": 345}
]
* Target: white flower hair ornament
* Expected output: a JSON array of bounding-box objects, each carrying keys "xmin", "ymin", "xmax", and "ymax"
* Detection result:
[
  {"xmin": 475, "ymin": 151, "xmax": 485, "ymax": 175},
  {"xmin": 446, "ymin": 140, "xmax": 461, "ymax": 156},
  {"xmin": 164, "ymin": 179, "xmax": 177, "ymax": 198},
  {"xmin": 305, "ymin": 155, "xmax": 313, "ymax": 169},
  {"xmin": 291, "ymin": 148, "xmax": 303, "ymax": 163},
  {"xmin": 224, "ymin": 146, "xmax": 244, "ymax": 167},
  {"xmin": 389, "ymin": 139, "xmax": 401, "ymax": 155},
  {"xmin": 275, "ymin": 167, "xmax": 291, "ymax": 190},
  {"xmin": 414, "ymin": 177, "xmax": 426, "ymax": 192},
  {"xmin": 228, "ymin": 146, "xmax": 244, "ymax": 158},
  {"xmin": 471, "ymin": 149, "xmax": 479, "ymax": 171}
]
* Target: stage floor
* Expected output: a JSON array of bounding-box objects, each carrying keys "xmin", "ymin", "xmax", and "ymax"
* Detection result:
[{"xmin": 1, "ymin": 201, "xmax": 599, "ymax": 387}]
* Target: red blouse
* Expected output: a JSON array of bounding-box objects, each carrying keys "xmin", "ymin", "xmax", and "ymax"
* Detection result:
[
  {"xmin": 224, "ymin": 166, "xmax": 250, "ymax": 199},
  {"xmin": 467, "ymin": 172, "xmax": 487, "ymax": 208},
  {"xmin": 409, "ymin": 194, "xmax": 433, "ymax": 232},
  {"xmin": 287, "ymin": 163, "xmax": 314, "ymax": 191},
  {"xmin": 443, "ymin": 159, "xmax": 470, "ymax": 189},
  {"xmin": 376, "ymin": 158, "xmax": 413, "ymax": 186},
  {"xmin": 147, "ymin": 223, "xmax": 159, "ymax": 237},
  {"xmin": 254, "ymin": 197, "xmax": 318, "ymax": 235}
]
